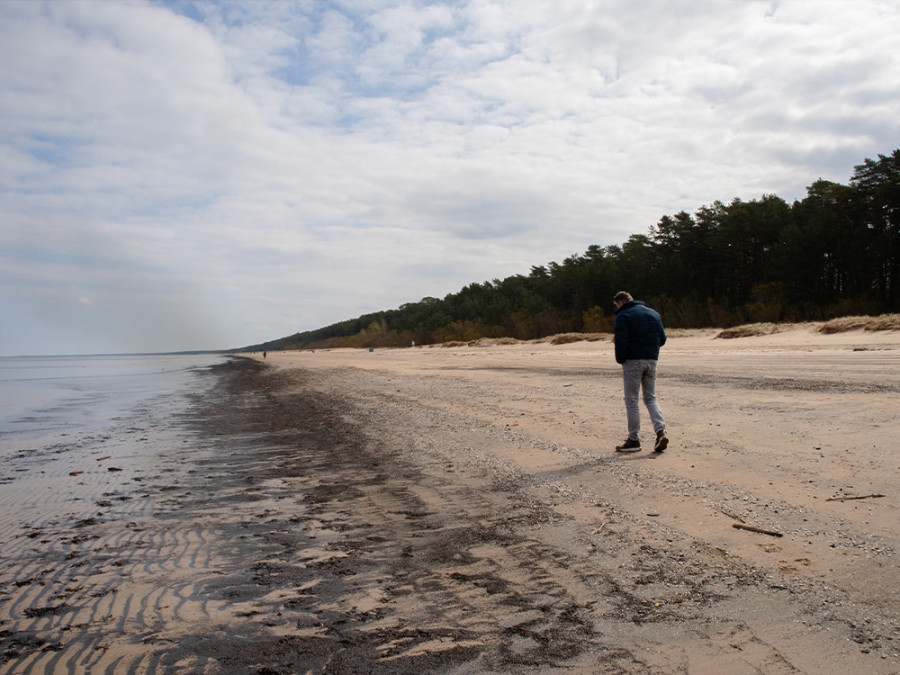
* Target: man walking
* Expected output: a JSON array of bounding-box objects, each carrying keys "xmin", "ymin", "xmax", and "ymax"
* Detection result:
[{"xmin": 612, "ymin": 291, "xmax": 669, "ymax": 453}]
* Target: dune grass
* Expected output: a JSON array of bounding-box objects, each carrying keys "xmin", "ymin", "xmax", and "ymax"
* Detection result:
[
  {"xmin": 716, "ymin": 323, "xmax": 784, "ymax": 339},
  {"xmin": 716, "ymin": 315, "xmax": 900, "ymax": 339},
  {"xmin": 818, "ymin": 314, "xmax": 900, "ymax": 334}
]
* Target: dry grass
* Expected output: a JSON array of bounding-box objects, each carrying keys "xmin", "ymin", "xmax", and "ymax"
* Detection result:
[
  {"xmin": 542, "ymin": 332, "xmax": 609, "ymax": 345},
  {"xmin": 716, "ymin": 323, "xmax": 784, "ymax": 339},
  {"xmin": 432, "ymin": 316, "xmax": 900, "ymax": 348},
  {"xmin": 439, "ymin": 333, "xmax": 609, "ymax": 347},
  {"xmin": 440, "ymin": 337, "xmax": 523, "ymax": 348},
  {"xmin": 716, "ymin": 315, "xmax": 900, "ymax": 338},
  {"xmin": 472, "ymin": 337, "xmax": 522, "ymax": 346},
  {"xmin": 818, "ymin": 314, "xmax": 900, "ymax": 334},
  {"xmin": 666, "ymin": 328, "xmax": 720, "ymax": 339}
]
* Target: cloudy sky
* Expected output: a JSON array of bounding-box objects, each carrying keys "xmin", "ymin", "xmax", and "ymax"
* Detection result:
[{"xmin": 2, "ymin": 0, "xmax": 898, "ymax": 355}]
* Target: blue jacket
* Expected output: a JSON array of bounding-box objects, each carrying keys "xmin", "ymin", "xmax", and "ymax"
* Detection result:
[{"xmin": 614, "ymin": 300, "xmax": 667, "ymax": 364}]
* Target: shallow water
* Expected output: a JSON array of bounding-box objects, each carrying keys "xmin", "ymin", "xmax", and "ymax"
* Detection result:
[
  {"xmin": 0, "ymin": 353, "xmax": 226, "ymax": 445},
  {"xmin": 0, "ymin": 353, "xmax": 227, "ymax": 562}
]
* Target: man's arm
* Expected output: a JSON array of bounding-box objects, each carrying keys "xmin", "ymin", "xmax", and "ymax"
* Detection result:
[{"xmin": 614, "ymin": 315, "xmax": 628, "ymax": 364}]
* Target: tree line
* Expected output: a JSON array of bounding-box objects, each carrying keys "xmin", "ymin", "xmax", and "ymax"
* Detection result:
[{"xmin": 246, "ymin": 148, "xmax": 899, "ymax": 351}]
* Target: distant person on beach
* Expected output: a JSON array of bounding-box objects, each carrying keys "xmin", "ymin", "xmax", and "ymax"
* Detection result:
[{"xmin": 612, "ymin": 291, "xmax": 669, "ymax": 453}]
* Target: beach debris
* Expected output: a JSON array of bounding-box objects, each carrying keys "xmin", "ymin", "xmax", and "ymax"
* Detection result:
[
  {"xmin": 591, "ymin": 522, "xmax": 608, "ymax": 534},
  {"xmin": 96, "ymin": 456, "xmax": 112, "ymax": 462},
  {"xmin": 825, "ymin": 493, "xmax": 885, "ymax": 502},
  {"xmin": 24, "ymin": 605, "xmax": 67, "ymax": 618},
  {"xmin": 107, "ymin": 466, "xmax": 123, "ymax": 472},
  {"xmin": 69, "ymin": 471, "xmax": 84, "ymax": 477},
  {"xmin": 733, "ymin": 523, "xmax": 783, "ymax": 537},
  {"xmin": 719, "ymin": 508, "xmax": 746, "ymax": 523}
]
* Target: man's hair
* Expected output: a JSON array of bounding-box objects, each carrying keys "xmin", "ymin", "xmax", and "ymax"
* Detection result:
[{"xmin": 613, "ymin": 291, "xmax": 633, "ymax": 303}]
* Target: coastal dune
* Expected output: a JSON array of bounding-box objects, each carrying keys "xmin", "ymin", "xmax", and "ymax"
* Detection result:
[{"xmin": 0, "ymin": 325, "xmax": 897, "ymax": 673}]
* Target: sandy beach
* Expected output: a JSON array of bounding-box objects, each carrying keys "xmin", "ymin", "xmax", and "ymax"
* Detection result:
[{"xmin": 1, "ymin": 326, "xmax": 898, "ymax": 673}]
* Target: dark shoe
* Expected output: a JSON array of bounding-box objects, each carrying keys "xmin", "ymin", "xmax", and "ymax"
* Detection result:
[
  {"xmin": 654, "ymin": 430, "xmax": 669, "ymax": 453},
  {"xmin": 615, "ymin": 438, "xmax": 642, "ymax": 452}
]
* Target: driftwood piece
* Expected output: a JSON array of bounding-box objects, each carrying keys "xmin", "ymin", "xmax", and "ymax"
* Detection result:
[
  {"xmin": 732, "ymin": 523, "xmax": 783, "ymax": 537},
  {"xmin": 825, "ymin": 493, "xmax": 885, "ymax": 502}
]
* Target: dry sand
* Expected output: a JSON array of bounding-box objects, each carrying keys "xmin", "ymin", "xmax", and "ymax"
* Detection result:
[{"xmin": 2, "ymin": 325, "xmax": 898, "ymax": 673}]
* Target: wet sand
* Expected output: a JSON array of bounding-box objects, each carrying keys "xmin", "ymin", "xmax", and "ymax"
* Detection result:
[{"xmin": 1, "ymin": 326, "xmax": 898, "ymax": 673}]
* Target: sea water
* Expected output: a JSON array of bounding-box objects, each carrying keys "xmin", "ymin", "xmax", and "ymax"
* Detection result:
[
  {"xmin": 0, "ymin": 352, "xmax": 229, "ymax": 546},
  {"xmin": 0, "ymin": 353, "xmax": 229, "ymax": 500},
  {"xmin": 0, "ymin": 353, "xmax": 227, "ymax": 447}
]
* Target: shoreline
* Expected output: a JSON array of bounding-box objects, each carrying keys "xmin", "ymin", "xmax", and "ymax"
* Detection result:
[{"xmin": 1, "ymin": 329, "xmax": 898, "ymax": 672}]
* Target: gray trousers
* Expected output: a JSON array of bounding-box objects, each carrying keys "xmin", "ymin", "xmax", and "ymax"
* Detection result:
[{"xmin": 622, "ymin": 359, "xmax": 666, "ymax": 440}]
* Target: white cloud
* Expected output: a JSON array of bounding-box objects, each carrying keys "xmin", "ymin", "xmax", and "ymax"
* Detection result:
[{"xmin": 1, "ymin": 0, "xmax": 899, "ymax": 354}]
